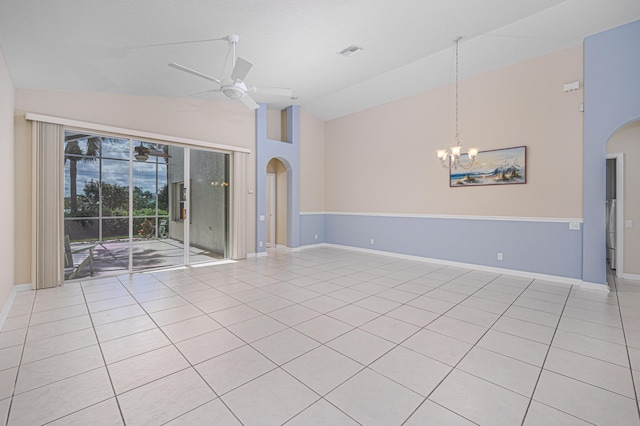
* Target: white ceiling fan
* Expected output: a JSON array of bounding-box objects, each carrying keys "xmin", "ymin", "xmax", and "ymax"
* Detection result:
[{"xmin": 168, "ymin": 34, "xmax": 292, "ymax": 110}]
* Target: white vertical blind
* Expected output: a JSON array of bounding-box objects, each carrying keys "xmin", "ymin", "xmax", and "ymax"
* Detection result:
[
  {"xmin": 231, "ymin": 151, "xmax": 247, "ymax": 259},
  {"xmin": 32, "ymin": 121, "xmax": 64, "ymax": 289}
]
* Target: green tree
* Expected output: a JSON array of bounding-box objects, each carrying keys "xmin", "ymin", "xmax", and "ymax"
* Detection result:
[
  {"xmin": 64, "ymin": 137, "xmax": 100, "ymax": 215},
  {"xmin": 81, "ymin": 180, "xmax": 129, "ymax": 216},
  {"xmin": 157, "ymin": 184, "xmax": 168, "ymax": 211},
  {"xmin": 133, "ymin": 186, "xmax": 155, "ymax": 210}
]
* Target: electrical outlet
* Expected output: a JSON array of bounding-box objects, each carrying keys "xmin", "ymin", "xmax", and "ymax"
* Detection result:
[
  {"xmin": 259, "ymin": 241, "xmax": 263, "ymax": 247},
  {"xmin": 314, "ymin": 234, "xmax": 318, "ymax": 240},
  {"xmin": 370, "ymin": 238, "xmax": 375, "ymax": 245},
  {"xmin": 626, "ymin": 220, "xmax": 633, "ymax": 228},
  {"xmin": 569, "ymin": 221, "xmax": 581, "ymax": 230},
  {"xmin": 497, "ymin": 253, "xmax": 503, "ymax": 261}
]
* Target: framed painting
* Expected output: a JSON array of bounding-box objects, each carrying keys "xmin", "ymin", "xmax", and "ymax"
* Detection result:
[{"xmin": 450, "ymin": 146, "xmax": 526, "ymax": 187}]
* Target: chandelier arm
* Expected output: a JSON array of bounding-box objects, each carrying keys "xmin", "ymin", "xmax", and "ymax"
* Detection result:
[{"xmin": 458, "ymin": 158, "xmax": 476, "ymax": 169}]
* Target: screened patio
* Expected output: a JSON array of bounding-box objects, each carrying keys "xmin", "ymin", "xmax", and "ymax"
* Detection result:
[{"xmin": 64, "ymin": 132, "xmax": 230, "ymax": 281}]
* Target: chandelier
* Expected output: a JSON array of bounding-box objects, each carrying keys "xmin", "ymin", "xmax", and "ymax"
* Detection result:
[{"xmin": 437, "ymin": 37, "xmax": 478, "ymax": 169}]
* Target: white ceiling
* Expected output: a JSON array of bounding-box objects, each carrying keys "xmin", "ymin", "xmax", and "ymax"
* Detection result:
[{"xmin": 0, "ymin": 0, "xmax": 638, "ymax": 121}]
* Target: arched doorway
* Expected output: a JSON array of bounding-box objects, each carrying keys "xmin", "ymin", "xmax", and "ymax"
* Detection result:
[
  {"xmin": 606, "ymin": 120, "xmax": 640, "ymax": 280},
  {"xmin": 266, "ymin": 158, "xmax": 288, "ymax": 249}
]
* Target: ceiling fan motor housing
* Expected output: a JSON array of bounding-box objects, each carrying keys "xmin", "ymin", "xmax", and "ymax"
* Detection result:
[{"xmin": 222, "ymin": 79, "xmax": 247, "ymax": 99}]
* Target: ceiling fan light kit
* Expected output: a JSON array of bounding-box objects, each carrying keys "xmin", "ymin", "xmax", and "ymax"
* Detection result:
[{"xmin": 168, "ymin": 34, "xmax": 291, "ymax": 110}]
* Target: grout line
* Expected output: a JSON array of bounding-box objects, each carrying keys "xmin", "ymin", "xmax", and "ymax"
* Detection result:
[
  {"xmin": 78, "ymin": 281, "xmax": 128, "ymax": 425},
  {"xmin": 114, "ymin": 272, "xmax": 247, "ymax": 425},
  {"xmin": 520, "ymin": 282, "xmax": 573, "ymax": 425},
  {"xmin": 401, "ymin": 272, "xmax": 535, "ymax": 424},
  {"xmin": 3, "ymin": 290, "xmax": 37, "ymax": 426},
  {"xmin": 611, "ymin": 270, "xmax": 640, "ymax": 420},
  {"xmin": 7, "ymin": 248, "xmax": 633, "ymax": 425}
]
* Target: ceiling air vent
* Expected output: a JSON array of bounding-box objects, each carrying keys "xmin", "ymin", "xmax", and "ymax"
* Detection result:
[{"xmin": 338, "ymin": 44, "xmax": 364, "ymax": 57}]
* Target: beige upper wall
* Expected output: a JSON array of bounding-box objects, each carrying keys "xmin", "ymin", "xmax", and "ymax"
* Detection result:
[
  {"xmin": 13, "ymin": 89, "xmax": 258, "ymax": 284},
  {"xmin": 300, "ymin": 108, "xmax": 325, "ymax": 212},
  {"xmin": 0, "ymin": 48, "xmax": 15, "ymax": 307},
  {"xmin": 325, "ymin": 44, "xmax": 584, "ymax": 218},
  {"xmin": 266, "ymin": 109, "xmax": 285, "ymax": 142},
  {"xmin": 607, "ymin": 120, "xmax": 640, "ymax": 276}
]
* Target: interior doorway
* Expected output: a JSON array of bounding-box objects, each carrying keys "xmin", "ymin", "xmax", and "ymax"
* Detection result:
[
  {"xmin": 266, "ymin": 173, "xmax": 276, "ymax": 248},
  {"xmin": 266, "ymin": 158, "xmax": 288, "ymax": 249},
  {"xmin": 606, "ymin": 153, "xmax": 623, "ymax": 276}
]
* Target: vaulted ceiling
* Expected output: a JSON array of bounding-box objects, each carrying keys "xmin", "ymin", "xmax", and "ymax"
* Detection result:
[{"xmin": 0, "ymin": 1, "xmax": 638, "ymax": 120}]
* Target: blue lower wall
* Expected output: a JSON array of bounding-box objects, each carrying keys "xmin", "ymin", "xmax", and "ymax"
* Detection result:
[
  {"xmin": 301, "ymin": 214, "xmax": 583, "ymax": 279},
  {"xmin": 300, "ymin": 214, "xmax": 326, "ymax": 246}
]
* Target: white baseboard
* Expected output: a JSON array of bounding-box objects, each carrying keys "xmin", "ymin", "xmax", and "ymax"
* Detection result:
[
  {"xmin": 299, "ymin": 243, "xmax": 329, "ymax": 250},
  {"xmin": 623, "ymin": 273, "xmax": 640, "ymax": 281},
  {"xmin": 580, "ymin": 281, "xmax": 611, "ymax": 293},
  {"xmin": 273, "ymin": 245, "xmax": 302, "ymax": 252},
  {"xmin": 246, "ymin": 252, "xmax": 268, "ymax": 258},
  {"xmin": 313, "ymin": 243, "xmax": 608, "ymax": 291},
  {"xmin": 0, "ymin": 284, "xmax": 33, "ymax": 331}
]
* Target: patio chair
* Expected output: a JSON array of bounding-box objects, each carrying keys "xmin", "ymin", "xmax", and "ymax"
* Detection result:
[
  {"xmin": 159, "ymin": 220, "xmax": 168, "ymax": 238},
  {"xmin": 64, "ymin": 235, "xmax": 96, "ymax": 279}
]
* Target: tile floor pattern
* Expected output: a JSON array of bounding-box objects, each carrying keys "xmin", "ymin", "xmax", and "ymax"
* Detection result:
[{"xmin": 1, "ymin": 247, "xmax": 640, "ymax": 425}]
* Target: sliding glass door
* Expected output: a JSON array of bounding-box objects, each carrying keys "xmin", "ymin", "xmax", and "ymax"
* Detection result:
[
  {"xmin": 63, "ymin": 130, "xmax": 230, "ymax": 281},
  {"xmin": 187, "ymin": 148, "xmax": 230, "ymax": 264}
]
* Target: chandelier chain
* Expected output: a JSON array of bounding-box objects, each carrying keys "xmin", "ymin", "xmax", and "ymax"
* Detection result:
[
  {"xmin": 455, "ymin": 37, "xmax": 459, "ymax": 144},
  {"xmin": 436, "ymin": 35, "xmax": 477, "ymax": 170}
]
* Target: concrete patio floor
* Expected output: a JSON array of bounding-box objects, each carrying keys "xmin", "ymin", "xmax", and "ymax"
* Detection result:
[{"xmin": 65, "ymin": 238, "xmax": 224, "ymax": 281}]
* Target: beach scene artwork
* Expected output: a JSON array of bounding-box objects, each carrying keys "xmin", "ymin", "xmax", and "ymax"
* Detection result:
[{"xmin": 450, "ymin": 146, "xmax": 526, "ymax": 187}]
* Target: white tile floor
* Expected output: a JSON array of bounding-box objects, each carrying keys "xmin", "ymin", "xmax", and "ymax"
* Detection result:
[{"xmin": 1, "ymin": 247, "xmax": 640, "ymax": 425}]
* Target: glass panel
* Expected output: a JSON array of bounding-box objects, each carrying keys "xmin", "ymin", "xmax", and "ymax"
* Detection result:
[
  {"xmin": 100, "ymin": 154, "xmax": 130, "ymax": 281},
  {"xmin": 132, "ymin": 142, "xmax": 182, "ymax": 271},
  {"xmin": 189, "ymin": 149, "xmax": 229, "ymax": 264},
  {"xmin": 101, "ymin": 138, "xmax": 130, "ymax": 160},
  {"xmin": 63, "ymin": 132, "xmax": 230, "ymax": 279},
  {"xmin": 64, "ymin": 133, "xmax": 131, "ymax": 280}
]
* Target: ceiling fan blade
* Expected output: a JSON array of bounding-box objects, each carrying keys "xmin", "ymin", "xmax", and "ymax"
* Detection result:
[
  {"xmin": 255, "ymin": 86, "xmax": 293, "ymax": 97},
  {"xmin": 168, "ymin": 63, "xmax": 221, "ymax": 84},
  {"xmin": 148, "ymin": 150, "xmax": 172, "ymax": 158},
  {"xmin": 189, "ymin": 88, "xmax": 221, "ymax": 97},
  {"xmin": 240, "ymin": 95, "xmax": 259, "ymax": 110},
  {"xmin": 132, "ymin": 37, "xmax": 227, "ymax": 49},
  {"xmin": 231, "ymin": 57, "xmax": 253, "ymax": 81}
]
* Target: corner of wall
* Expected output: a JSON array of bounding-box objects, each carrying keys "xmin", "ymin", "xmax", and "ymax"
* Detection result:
[{"xmin": 0, "ymin": 47, "xmax": 16, "ymax": 311}]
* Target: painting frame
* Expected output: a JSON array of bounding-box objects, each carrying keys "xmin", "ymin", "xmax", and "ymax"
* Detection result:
[{"xmin": 449, "ymin": 146, "xmax": 526, "ymax": 187}]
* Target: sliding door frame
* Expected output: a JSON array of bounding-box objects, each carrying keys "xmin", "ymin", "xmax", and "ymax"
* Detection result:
[{"xmin": 44, "ymin": 114, "xmax": 249, "ymax": 280}]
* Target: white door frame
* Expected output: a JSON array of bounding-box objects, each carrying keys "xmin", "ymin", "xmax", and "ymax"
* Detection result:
[
  {"xmin": 266, "ymin": 173, "xmax": 276, "ymax": 248},
  {"xmin": 607, "ymin": 152, "xmax": 624, "ymax": 277}
]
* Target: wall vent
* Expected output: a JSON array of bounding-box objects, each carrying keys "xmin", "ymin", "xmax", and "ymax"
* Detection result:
[{"xmin": 338, "ymin": 45, "xmax": 364, "ymax": 57}]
